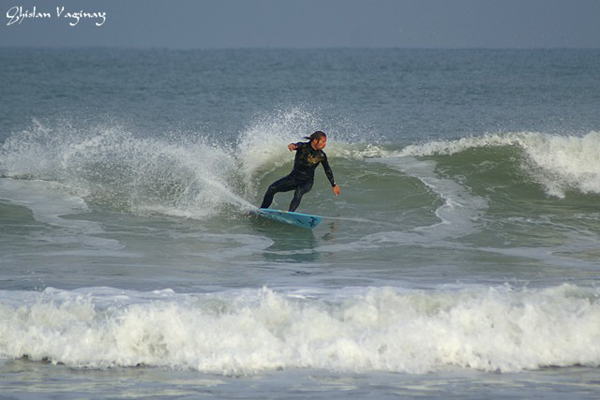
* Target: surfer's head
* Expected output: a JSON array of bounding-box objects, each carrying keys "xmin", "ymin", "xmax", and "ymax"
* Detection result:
[{"xmin": 306, "ymin": 131, "xmax": 327, "ymax": 150}]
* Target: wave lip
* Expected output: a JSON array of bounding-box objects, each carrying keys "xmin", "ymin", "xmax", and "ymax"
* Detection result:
[
  {"xmin": 398, "ymin": 131, "xmax": 600, "ymax": 198},
  {"xmin": 1, "ymin": 285, "xmax": 599, "ymax": 375}
]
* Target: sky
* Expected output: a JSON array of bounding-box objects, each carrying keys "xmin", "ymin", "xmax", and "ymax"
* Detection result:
[{"xmin": 1, "ymin": 0, "xmax": 600, "ymax": 49}]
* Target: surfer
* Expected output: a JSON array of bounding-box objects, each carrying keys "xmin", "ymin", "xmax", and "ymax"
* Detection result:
[{"xmin": 260, "ymin": 131, "xmax": 341, "ymax": 212}]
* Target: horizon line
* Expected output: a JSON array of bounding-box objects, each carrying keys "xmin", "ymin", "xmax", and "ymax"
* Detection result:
[{"xmin": 2, "ymin": 45, "xmax": 599, "ymax": 51}]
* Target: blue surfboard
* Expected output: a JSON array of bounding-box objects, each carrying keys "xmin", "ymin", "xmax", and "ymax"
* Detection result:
[{"xmin": 250, "ymin": 209, "xmax": 323, "ymax": 229}]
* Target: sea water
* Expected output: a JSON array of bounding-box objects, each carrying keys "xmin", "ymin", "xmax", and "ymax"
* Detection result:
[{"xmin": 1, "ymin": 48, "xmax": 600, "ymax": 399}]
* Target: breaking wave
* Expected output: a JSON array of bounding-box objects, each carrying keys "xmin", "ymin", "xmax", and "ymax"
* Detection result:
[
  {"xmin": 398, "ymin": 131, "xmax": 600, "ymax": 198},
  {"xmin": 1, "ymin": 284, "xmax": 599, "ymax": 375}
]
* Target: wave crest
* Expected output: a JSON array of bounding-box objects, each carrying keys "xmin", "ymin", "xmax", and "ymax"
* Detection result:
[{"xmin": 399, "ymin": 131, "xmax": 600, "ymax": 198}]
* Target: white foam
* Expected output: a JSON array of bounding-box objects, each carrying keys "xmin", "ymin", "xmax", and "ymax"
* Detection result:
[
  {"xmin": 1, "ymin": 285, "xmax": 599, "ymax": 375},
  {"xmin": 398, "ymin": 131, "xmax": 600, "ymax": 198}
]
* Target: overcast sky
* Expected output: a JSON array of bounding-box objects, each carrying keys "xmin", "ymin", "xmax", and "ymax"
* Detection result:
[{"xmin": 2, "ymin": 0, "xmax": 599, "ymax": 49}]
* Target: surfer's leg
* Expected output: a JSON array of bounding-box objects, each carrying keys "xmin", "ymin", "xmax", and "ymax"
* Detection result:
[
  {"xmin": 289, "ymin": 180, "xmax": 313, "ymax": 212},
  {"xmin": 260, "ymin": 176, "xmax": 296, "ymax": 209}
]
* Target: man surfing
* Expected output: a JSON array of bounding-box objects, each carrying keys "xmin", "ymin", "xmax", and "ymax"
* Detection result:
[{"xmin": 260, "ymin": 131, "xmax": 341, "ymax": 212}]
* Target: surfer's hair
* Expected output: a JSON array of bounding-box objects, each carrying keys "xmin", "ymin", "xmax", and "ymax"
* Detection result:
[{"xmin": 304, "ymin": 131, "xmax": 327, "ymax": 142}]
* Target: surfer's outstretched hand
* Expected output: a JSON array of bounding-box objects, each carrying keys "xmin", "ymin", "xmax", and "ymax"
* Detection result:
[{"xmin": 332, "ymin": 185, "xmax": 341, "ymax": 196}]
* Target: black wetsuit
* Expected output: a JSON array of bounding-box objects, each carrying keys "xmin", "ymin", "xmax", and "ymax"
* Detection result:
[{"xmin": 260, "ymin": 142, "xmax": 336, "ymax": 212}]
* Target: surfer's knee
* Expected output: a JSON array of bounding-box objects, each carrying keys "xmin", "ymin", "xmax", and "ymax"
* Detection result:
[{"xmin": 265, "ymin": 184, "xmax": 279, "ymax": 195}]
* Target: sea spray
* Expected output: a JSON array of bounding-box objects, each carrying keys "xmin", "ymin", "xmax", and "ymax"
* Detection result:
[
  {"xmin": 1, "ymin": 112, "xmax": 379, "ymax": 219},
  {"xmin": 0, "ymin": 120, "xmax": 250, "ymax": 219}
]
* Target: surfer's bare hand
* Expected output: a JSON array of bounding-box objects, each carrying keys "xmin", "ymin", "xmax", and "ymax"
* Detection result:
[
  {"xmin": 288, "ymin": 143, "xmax": 297, "ymax": 151},
  {"xmin": 332, "ymin": 185, "xmax": 341, "ymax": 196}
]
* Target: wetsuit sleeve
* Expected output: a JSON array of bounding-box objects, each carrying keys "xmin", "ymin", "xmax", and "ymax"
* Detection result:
[{"xmin": 321, "ymin": 155, "xmax": 336, "ymax": 187}]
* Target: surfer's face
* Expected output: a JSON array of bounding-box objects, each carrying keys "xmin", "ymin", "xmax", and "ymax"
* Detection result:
[{"xmin": 312, "ymin": 137, "xmax": 327, "ymax": 150}]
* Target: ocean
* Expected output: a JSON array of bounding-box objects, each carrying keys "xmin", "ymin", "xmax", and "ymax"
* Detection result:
[{"xmin": 1, "ymin": 47, "xmax": 600, "ymax": 399}]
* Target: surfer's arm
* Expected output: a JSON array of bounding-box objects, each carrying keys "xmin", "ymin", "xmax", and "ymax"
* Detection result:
[{"xmin": 322, "ymin": 157, "xmax": 340, "ymax": 195}]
